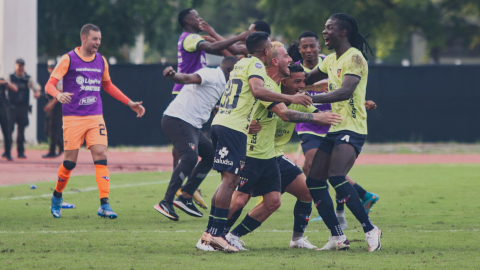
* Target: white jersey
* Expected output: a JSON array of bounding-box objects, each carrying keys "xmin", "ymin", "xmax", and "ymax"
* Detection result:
[{"xmin": 164, "ymin": 66, "xmax": 226, "ymax": 129}]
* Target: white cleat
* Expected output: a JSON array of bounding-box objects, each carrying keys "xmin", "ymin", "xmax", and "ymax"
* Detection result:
[
  {"xmin": 196, "ymin": 237, "xmax": 216, "ymax": 251},
  {"xmin": 365, "ymin": 226, "xmax": 382, "ymax": 252},
  {"xmin": 317, "ymin": 235, "xmax": 350, "ymax": 251},
  {"xmin": 289, "ymin": 236, "xmax": 318, "ymax": 249},
  {"xmin": 336, "ymin": 211, "xmax": 348, "ymax": 230},
  {"xmin": 226, "ymin": 232, "xmax": 248, "ymax": 251}
]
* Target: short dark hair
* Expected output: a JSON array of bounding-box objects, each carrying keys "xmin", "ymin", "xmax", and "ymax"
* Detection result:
[
  {"xmin": 178, "ymin": 8, "xmax": 194, "ymax": 28},
  {"xmin": 246, "ymin": 32, "xmax": 270, "ymax": 54},
  {"xmin": 80, "ymin": 24, "xmax": 100, "ymax": 38},
  {"xmin": 287, "ymin": 42, "xmax": 302, "ymax": 63},
  {"xmin": 288, "ymin": 64, "xmax": 305, "ymax": 74},
  {"xmin": 298, "ymin": 31, "xmax": 319, "ymax": 41},
  {"xmin": 222, "ymin": 56, "xmax": 239, "ymax": 65},
  {"xmin": 253, "ymin": 20, "xmax": 271, "ymax": 35}
]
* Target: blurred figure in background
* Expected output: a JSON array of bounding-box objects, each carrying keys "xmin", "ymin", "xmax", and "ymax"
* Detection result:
[
  {"xmin": 0, "ymin": 65, "xmax": 18, "ymax": 161},
  {"xmin": 43, "ymin": 60, "xmax": 64, "ymax": 158},
  {"xmin": 7, "ymin": 59, "xmax": 41, "ymax": 158}
]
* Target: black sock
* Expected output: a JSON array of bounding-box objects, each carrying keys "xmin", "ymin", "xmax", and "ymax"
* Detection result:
[
  {"xmin": 353, "ymin": 183, "xmax": 367, "ymax": 199},
  {"xmin": 293, "ymin": 200, "xmax": 312, "ymax": 234},
  {"xmin": 206, "ymin": 205, "xmax": 216, "ymax": 233},
  {"xmin": 231, "ymin": 214, "xmax": 262, "ymax": 237},
  {"xmin": 100, "ymin": 197, "xmax": 109, "ymax": 206},
  {"xmin": 329, "ymin": 176, "xmax": 374, "ymax": 233},
  {"xmin": 336, "ymin": 194, "xmax": 345, "ymax": 211},
  {"xmin": 225, "ymin": 207, "xmax": 244, "ymax": 234},
  {"xmin": 306, "ymin": 177, "xmax": 343, "ymax": 237},
  {"xmin": 211, "ymin": 207, "xmax": 229, "ymax": 236},
  {"xmin": 53, "ymin": 190, "xmax": 62, "ymax": 198}
]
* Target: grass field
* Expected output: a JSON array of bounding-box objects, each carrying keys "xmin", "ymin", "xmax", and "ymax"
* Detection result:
[{"xmin": 1, "ymin": 164, "xmax": 479, "ymax": 269}]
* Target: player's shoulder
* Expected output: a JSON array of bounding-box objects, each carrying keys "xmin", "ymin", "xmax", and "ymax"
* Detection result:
[
  {"xmin": 345, "ymin": 48, "xmax": 367, "ymax": 70},
  {"xmin": 264, "ymin": 76, "xmax": 279, "ymax": 89}
]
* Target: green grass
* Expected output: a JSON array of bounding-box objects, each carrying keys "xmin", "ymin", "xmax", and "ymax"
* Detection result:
[{"xmin": 1, "ymin": 164, "xmax": 479, "ymax": 269}]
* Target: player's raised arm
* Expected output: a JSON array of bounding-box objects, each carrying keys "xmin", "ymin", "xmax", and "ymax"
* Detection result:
[
  {"xmin": 311, "ymin": 75, "xmax": 360, "ymax": 104},
  {"xmin": 163, "ymin": 66, "xmax": 202, "ymax": 85},
  {"xmin": 304, "ymin": 67, "xmax": 328, "ymax": 86},
  {"xmin": 197, "ymin": 30, "xmax": 251, "ymax": 55}
]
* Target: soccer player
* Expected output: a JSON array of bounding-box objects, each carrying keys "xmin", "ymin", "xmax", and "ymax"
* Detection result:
[
  {"xmin": 303, "ymin": 13, "xmax": 382, "ymax": 252},
  {"xmin": 45, "ymin": 24, "xmax": 145, "ymax": 219},
  {"xmin": 200, "ymin": 32, "xmax": 313, "ymax": 252},
  {"xmin": 223, "ymin": 44, "xmax": 341, "ymax": 251},
  {"xmin": 294, "ymin": 31, "xmax": 379, "ymax": 228},
  {"xmin": 170, "ymin": 9, "xmax": 252, "ymax": 178},
  {"xmin": 154, "ymin": 57, "xmax": 239, "ymax": 224}
]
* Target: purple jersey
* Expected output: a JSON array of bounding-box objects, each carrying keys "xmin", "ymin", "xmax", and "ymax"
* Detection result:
[
  {"xmin": 172, "ymin": 32, "xmax": 207, "ymax": 94},
  {"xmin": 62, "ymin": 50, "xmax": 104, "ymax": 116},
  {"xmin": 294, "ymin": 59, "xmax": 331, "ymax": 135}
]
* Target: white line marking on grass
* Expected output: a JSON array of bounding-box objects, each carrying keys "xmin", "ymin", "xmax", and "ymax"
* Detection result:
[{"xmin": 2, "ymin": 174, "xmax": 218, "ymax": 201}]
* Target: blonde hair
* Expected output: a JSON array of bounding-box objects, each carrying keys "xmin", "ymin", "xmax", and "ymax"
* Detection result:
[{"xmin": 267, "ymin": 41, "xmax": 285, "ymax": 67}]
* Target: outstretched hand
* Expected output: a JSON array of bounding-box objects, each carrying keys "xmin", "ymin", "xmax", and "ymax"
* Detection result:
[
  {"xmin": 303, "ymin": 79, "xmax": 328, "ymax": 93},
  {"xmin": 128, "ymin": 100, "xmax": 145, "ymax": 118},
  {"xmin": 290, "ymin": 92, "xmax": 313, "ymax": 107},
  {"xmin": 200, "ymin": 21, "xmax": 216, "ymax": 36},
  {"xmin": 313, "ymin": 111, "xmax": 342, "ymax": 126},
  {"xmin": 248, "ymin": 120, "xmax": 262, "ymax": 134}
]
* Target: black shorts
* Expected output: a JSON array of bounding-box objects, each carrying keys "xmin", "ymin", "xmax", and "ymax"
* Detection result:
[
  {"xmin": 300, "ymin": 134, "xmax": 326, "ymax": 154},
  {"xmin": 237, "ymin": 156, "xmax": 281, "ymax": 197},
  {"xmin": 277, "ymin": 155, "xmax": 303, "ymax": 194},
  {"xmin": 172, "ymin": 94, "xmax": 178, "ymax": 100},
  {"xmin": 319, "ymin": 130, "xmax": 367, "ymax": 157},
  {"xmin": 211, "ymin": 125, "xmax": 247, "ymax": 175}
]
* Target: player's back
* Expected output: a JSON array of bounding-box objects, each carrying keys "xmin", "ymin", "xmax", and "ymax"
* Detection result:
[{"xmin": 212, "ymin": 56, "xmax": 267, "ymax": 135}]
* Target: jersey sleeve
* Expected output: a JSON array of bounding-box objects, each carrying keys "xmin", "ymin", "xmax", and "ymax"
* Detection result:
[
  {"xmin": 195, "ymin": 68, "xmax": 213, "ymax": 86},
  {"xmin": 247, "ymin": 60, "xmax": 267, "ymax": 81},
  {"xmin": 318, "ymin": 56, "xmax": 328, "ymax": 74},
  {"xmin": 50, "ymin": 54, "xmax": 70, "ymax": 80},
  {"xmin": 344, "ymin": 53, "xmax": 367, "ymax": 79},
  {"xmin": 101, "ymin": 56, "xmax": 111, "ymax": 81},
  {"xmin": 183, "ymin": 34, "xmax": 205, "ymax": 53}
]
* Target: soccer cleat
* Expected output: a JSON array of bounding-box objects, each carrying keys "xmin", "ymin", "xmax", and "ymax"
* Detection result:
[
  {"xmin": 192, "ymin": 189, "xmax": 208, "ymax": 209},
  {"xmin": 365, "ymin": 226, "xmax": 382, "ymax": 252},
  {"xmin": 290, "ymin": 237, "xmax": 318, "ymax": 249},
  {"xmin": 336, "ymin": 210, "xmax": 348, "ymax": 230},
  {"xmin": 206, "ymin": 233, "xmax": 239, "ymax": 253},
  {"xmin": 317, "ymin": 235, "xmax": 350, "ymax": 251},
  {"xmin": 196, "ymin": 232, "xmax": 217, "ymax": 251},
  {"xmin": 50, "ymin": 196, "xmax": 63, "ymax": 218},
  {"xmin": 154, "ymin": 201, "xmax": 179, "ymax": 221},
  {"xmin": 361, "ymin": 192, "xmax": 379, "ymax": 213},
  {"xmin": 311, "ymin": 215, "xmax": 323, "ymax": 222},
  {"xmin": 173, "ymin": 195, "xmax": 203, "ymax": 217},
  {"xmin": 97, "ymin": 204, "xmax": 118, "ymax": 219},
  {"xmin": 226, "ymin": 232, "xmax": 247, "ymax": 251}
]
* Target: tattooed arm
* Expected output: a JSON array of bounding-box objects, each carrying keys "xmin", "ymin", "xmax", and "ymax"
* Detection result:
[{"xmin": 270, "ymin": 103, "xmax": 342, "ymax": 126}]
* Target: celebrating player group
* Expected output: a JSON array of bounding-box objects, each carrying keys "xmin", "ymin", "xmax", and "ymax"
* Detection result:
[{"xmin": 46, "ymin": 8, "xmax": 382, "ymax": 253}]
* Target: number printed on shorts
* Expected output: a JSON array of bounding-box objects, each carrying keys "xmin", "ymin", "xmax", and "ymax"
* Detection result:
[
  {"xmin": 220, "ymin": 79, "xmax": 243, "ymax": 109},
  {"xmin": 99, "ymin": 124, "xmax": 106, "ymax": 136}
]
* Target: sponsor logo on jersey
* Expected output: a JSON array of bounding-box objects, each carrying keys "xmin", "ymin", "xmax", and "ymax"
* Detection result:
[
  {"xmin": 214, "ymin": 157, "xmax": 234, "ymax": 166},
  {"xmin": 76, "ymin": 76, "xmax": 85, "ymax": 85},
  {"xmin": 219, "ymin": 147, "xmax": 229, "ymax": 158},
  {"xmin": 255, "ymin": 63, "xmax": 262, "ymax": 68},
  {"xmin": 192, "ymin": 35, "xmax": 198, "ymax": 39},
  {"xmin": 337, "ymin": 69, "xmax": 342, "ymax": 78},
  {"xmin": 79, "ymin": 96, "xmax": 97, "ymax": 105},
  {"xmin": 189, "ymin": 143, "xmax": 196, "ymax": 150}
]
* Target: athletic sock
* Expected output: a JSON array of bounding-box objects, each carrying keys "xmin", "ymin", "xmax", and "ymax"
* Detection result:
[
  {"xmin": 292, "ymin": 200, "xmax": 312, "ymax": 240},
  {"xmin": 205, "ymin": 205, "xmax": 216, "ymax": 233},
  {"xmin": 225, "ymin": 207, "xmax": 244, "ymax": 234},
  {"xmin": 306, "ymin": 177, "xmax": 344, "ymax": 237},
  {"xmin": 231, "ymin": 214, "xmax": 262, "ymax": 237},
  {"xmin": 54, "ymin": 160, "xmax": 76, "ymax": 194},
  {"xmin": 353, "ymin": 183, "xmax": 367, "ymax": 199},
  {"xmin": 100, "ymin": 197, "xmax": 109, "ymax": 206},
  {"xmin": 329, "ymin": 176, "xmax": 374, "ymax": 233},
  {"xmin": 336, "ymin": 194, "xmax": 345, "ymax": 211},
  {"xmin": 53, "ymin": 190, "xmax": 62, "ymax": 198},
  {"xmin": 94, "ymin": 160, "xmax": 110, "ymax": 199},
  {"xmin": 211, "ymin": 207, "xmax": 229, "ymax": 236}
]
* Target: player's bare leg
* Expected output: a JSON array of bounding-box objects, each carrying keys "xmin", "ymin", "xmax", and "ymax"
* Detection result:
[{"xmin": 302, "ymin": 148, "xmax": 316, "ymax": 176}]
